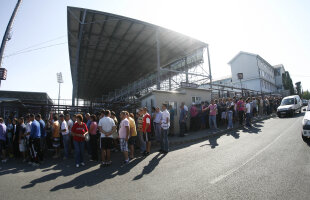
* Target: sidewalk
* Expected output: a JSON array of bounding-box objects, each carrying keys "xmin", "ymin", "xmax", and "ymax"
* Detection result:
[{"xmin": 156, "ymin": 114, "xmax": 276, "ymax": 147}]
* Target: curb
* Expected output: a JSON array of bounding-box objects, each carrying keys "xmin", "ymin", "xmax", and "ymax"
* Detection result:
[{"xmin": 162, "ymin": 114, "xmax": 276, "ymax": 148}]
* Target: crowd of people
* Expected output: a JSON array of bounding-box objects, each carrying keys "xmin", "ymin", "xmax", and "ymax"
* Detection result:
[
  {"xmin": 0, "ymin": 96, "xmax": 280, "ymax": 167},
  {"xmin": 0, "ymin": 104, "xmax": 171, "ymax": 168},
  {"xmin": 188, "ymin": 96, "xmax": 282, "ymax": 132}
]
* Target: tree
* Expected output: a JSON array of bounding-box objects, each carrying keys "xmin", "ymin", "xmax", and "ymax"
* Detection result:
[
  {"xmin": 295, "ymin": 81, "xmax": 301, "ymax": 96},
  {"xmin": 302, "ymin": 90, "xmax": 310, "ymax": 100},
  {"xmin": 282, "ymin": 71, "xmax": 294, "ymax": 95}
]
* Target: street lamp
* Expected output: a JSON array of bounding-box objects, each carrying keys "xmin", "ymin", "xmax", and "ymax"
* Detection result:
[{"xmin": 57, "ymin": 72, "xmax": 63, "ymax": 113}]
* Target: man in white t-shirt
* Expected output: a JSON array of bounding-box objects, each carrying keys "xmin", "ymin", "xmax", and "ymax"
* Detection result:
[
  {"xmin": 98, "ymin": 110, "xmax": 116, "ymax": 166},
  {"xmin": 60, "ymin": 114, "xmax": 70, "ymax": 159},
  {"xmin": 25, "ymin": 115, "xmax": 32, "ymax": 164},
  {"xmin": 65, "ymin": 114, "xmax": 74, "ymax": 153},
  {"xmin": 245, "ymin": 98, "xmax": 252, "ymax": 127},
  {"xmin": 160, "ymin": 104, "xmax": 170, "ymax": 153}
]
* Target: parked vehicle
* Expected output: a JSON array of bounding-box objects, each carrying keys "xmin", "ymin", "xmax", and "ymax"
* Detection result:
[
  {"xmin": 302, "ymin": 101, "xmax": 310, "ymax": 140},
  {"xmin": 277, "ymin": 95, "xmax": 302, "ymax": 117},
  {"xmin": 302, "ymin": 99, "xmax": 309, "ymax": 106}
]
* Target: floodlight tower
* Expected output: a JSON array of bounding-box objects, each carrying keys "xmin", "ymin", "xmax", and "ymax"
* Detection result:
[{"xmin": 57, "ymin": 72, "xmax": 64, "ymax": 113}]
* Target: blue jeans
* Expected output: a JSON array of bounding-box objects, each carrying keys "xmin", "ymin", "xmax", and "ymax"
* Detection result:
[
  {"xmin": 62, "ymin": 134, "xmax": 70, "ymax": 158},
  {"xmin": 209, "ymin": 115, "xmax": 217, "ymax": 129},
  {"xmin": 138, "ymin": 132, "xmax": 146, "ymax": 152},
  {"xmin": 160, "ymin": 129, "xmax": 169, "ymax": 152},
  {"xmin": 227, "ymin": 111, "xmax": 233, "ymax": 129},
  {"xmin": 155, "ymin": 123, "xmax": 161, "ymax": 141},
  {"xmin": 246, "ymin": 113, "xmax": 251, "ymax": 126},
  {"xmin": 73, "ymin": 140, "xmax": 84, "ymax": 165}
]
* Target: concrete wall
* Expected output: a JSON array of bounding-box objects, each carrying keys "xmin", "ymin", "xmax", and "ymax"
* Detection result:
[{"xmin": 140, "ymin": 88, "xmax": 211, "ymax": 134}]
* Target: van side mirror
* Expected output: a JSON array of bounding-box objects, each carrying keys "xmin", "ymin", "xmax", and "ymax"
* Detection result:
[{"xmin": 303, "ymin": 108, "xmax": 306, "ymax": 112}]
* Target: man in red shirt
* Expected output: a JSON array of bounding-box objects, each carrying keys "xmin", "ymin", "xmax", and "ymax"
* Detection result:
[{"xmin": 142, "ymin": 107, "xmax": 151, "ymax": 156}]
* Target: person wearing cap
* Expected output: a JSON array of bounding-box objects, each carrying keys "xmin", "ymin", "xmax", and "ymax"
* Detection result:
[{"xmin": 59, "ymin": 114, "xmax": 70, "ymax": 160}]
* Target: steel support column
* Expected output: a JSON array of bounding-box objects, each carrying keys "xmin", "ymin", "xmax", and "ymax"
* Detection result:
[
  {"xmin": 72, "ymin": 9, "xmax": 87, "ymax": 106},
  {"xmin": 185, "ymin": 57, "xmax": 189, "ymax": 83},
  {"xmin": 156, "ymin": 28, "xmax": 161, "ymax": 90},
  {"xmin": 206, "ymin": 44, "xmax": 212, "ymax": 89}
]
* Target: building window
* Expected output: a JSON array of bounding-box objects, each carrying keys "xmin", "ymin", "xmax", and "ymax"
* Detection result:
[
  {"xmin": 192, "ymin": 96, "xmax": 201, "ymax": 104},
  {"xmin": 165, "ymin": 101, "xmax": 177, "ymax": 116}
]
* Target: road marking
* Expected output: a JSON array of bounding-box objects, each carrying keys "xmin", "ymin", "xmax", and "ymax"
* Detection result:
[{"xmin": 209, "ymin": 118, "xmax": 300, "ymax": 184}]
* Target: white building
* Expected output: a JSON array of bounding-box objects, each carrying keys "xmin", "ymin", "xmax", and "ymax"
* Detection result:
[
  {"xmin": 228, "ymin": 51, "xmax": 278, "ymax": 93},
  {"xmin": 140, "ymin": 87, "xmax": 211, "ymax": 133},
  {"xmin": 273, "ymin": 64, "xmax": 286, "ymax": 91}
]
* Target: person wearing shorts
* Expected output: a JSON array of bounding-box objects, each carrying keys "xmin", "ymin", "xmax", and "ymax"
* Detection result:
[
  {"xmin": 98, "ymin": 110, "xmax": 116, "ymax": 167},
  {"xmin": 119, "ymin": 111, "xmax": 130, "ymax": 164},
  {"xmin": 142, "ymin": 107, "xmax": 151, "ymax": 156}
]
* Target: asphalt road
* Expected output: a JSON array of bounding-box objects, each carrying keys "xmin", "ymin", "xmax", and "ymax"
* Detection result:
[{"xmin": 1, "ymin": 112, "xmax": 309, "ymax": 200}]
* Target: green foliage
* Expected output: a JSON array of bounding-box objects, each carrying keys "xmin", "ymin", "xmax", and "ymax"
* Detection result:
[
  {"xmin": 302, "ymin": 90, "xmax": 310, "ymax": 100},
  {"xmin": 282, "ymin": 71, "xmax": 295, "ymax": 95}
]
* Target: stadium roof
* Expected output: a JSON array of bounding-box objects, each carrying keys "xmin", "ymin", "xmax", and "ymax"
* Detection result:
[{"xmin": 67, "ymin": 6, "xmax": 208, "ymax": 100}]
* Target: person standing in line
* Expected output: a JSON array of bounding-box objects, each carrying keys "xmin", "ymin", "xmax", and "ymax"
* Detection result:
[
  {"xmin": 259, "ymin": 96, "xmax": 264, "ymax": 116},
  {"xmin": 136, "ymin": 108, "xmax": 146, "ymax": 153},
  {"xmin": 181, "ymin": 102, "xmax": 188, "ymax": 133},
  {"xmin": 65, "ymin": 114, "xmax": 74, "ymax": 154},
  {"xmin": 110, "ymin": 111, "xmax": 119, "ymax": 153},
  {"xmin": 12, "ymin": 118, "xmax": 19, "ymax": 158},
  {"xmin": 71, "ymin": 114, "xmax": 88, "ymax": 168},
  {"xmin": 59, "ymin": 114, "xmax": 70, "ymax": 160},
  {"xmin": 25, "ymin": 115, "xmax": 32, "ymax": 164},
  {"xmin": 18, "ymin": 117, "xmax": 27, "ymax": 162},
  {"xmin": 35, "ymin": 114, "xmax": 46, "ymax": 161},
  {"xmin": 190, "ymin": 103, "xmax": 198, "ymax": 131},
  {"xmin": 252, "ymin": 97, "xmax": 258, "ymax": 117},
  {"xmin": 6, "ymin": 118, "xmax": 14, "ymax": 158},
  {"xmin": 85, "ymin": 113, "xmax": 92, "ymax": 155},
  {"xmin": 98, "ymin": 110, "xmax": 116, "ymax": 167},
  {"xmin": 221, "ymin": 99, "xmax": 227, "ymax": 127},
  {"xmin": 127, "ymin": 112, "xmax": 137, "ymax": 159},
  {"xmin": 52, "ymin": 115, "xmax": 61, "ymax": 159},
  {"xmin": 0, "ymin": 118, "xmax": 7, "ymax": 163},
  {"xmin": 237, "ymin": 97, "xmax": 245, "ymax": 126},
  {"xmin": 142, "ymin": 107, "xmax": 152, "ymax": 156},
  {"xmin": 203, "ymin": 99, "xmax": 218, "ymax": 130},
  {"xmin": 151, "ymin": 107, "xmax": 156, "ymax": 140},
  {"xmin": 179, "ymin": 104, "xmax": 186, "ymax": 137},
  {"xmin": 119, "ymin": 111, "xmax": 130, "ymax": 164},
  {"xmin": 89, "ymin": 115, "xmax": 98, "ymax": 161},
  {"xmin": 169, "ymin": 105, "xmax": 175, "ymax": 136},
  {"xmin": 227, "ymin": 98, "xmax": 234, "ymax": 129},
  {"xmin": 160, "ymin": 104, "xmax": 170, "ymax": 154},
  {"xmin": 29, "ymin": 114, "xmax": 41, "ymax": 166},
  {"xmin": 153, "ymin": 107, "xmax": 162, "ymax": 142},
  {"xmin": 200, "ymin": 101, "xmax": 207, "ymax": 130},
  {"xmin": 245, "ymin": 98, "xmax": 252, "ymax": 127}
]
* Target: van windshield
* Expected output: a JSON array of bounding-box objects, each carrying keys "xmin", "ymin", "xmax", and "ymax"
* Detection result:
[{"xmin": 281, "ymin": 98, "xmax": 294, "ymax": 105}]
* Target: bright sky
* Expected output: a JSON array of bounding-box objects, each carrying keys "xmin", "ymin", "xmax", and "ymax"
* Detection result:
[{"xmin": 1, "ymin": 0, "xmax": 309, "ymax": 100}]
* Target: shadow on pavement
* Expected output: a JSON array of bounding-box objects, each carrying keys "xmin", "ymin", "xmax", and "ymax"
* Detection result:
[
  {"xmin": 50, "ymin": 157, "xmax": 144, "ymax": 191},
  {"xmin": 133, "ymin": 153, "xmax": 166, "ymax": 180}
]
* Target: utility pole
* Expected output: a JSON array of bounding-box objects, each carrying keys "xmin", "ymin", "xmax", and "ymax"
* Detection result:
[
  {"xmin": 0, "ymin": 0, "xmax": 23, "ymax": 86},
  {"xmin": 57, "ymin": 72, "xmax": 64, "ymax": 114}
]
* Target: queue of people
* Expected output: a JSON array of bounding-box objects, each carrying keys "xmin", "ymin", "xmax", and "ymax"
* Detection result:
[{"xmin": 0, "ymin": 104, "xmax": 171, "ymax": 168}]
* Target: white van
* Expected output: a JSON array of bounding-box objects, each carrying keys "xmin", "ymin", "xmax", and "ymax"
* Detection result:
[{"xmin": 277, "ymin": 95, "xmax": 302, "ymax": 117}]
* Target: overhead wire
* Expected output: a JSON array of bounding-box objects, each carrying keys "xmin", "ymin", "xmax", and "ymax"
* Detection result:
[{"xmin": 3, "ymin": 42, "xmax": 67, "ymax": 58}]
